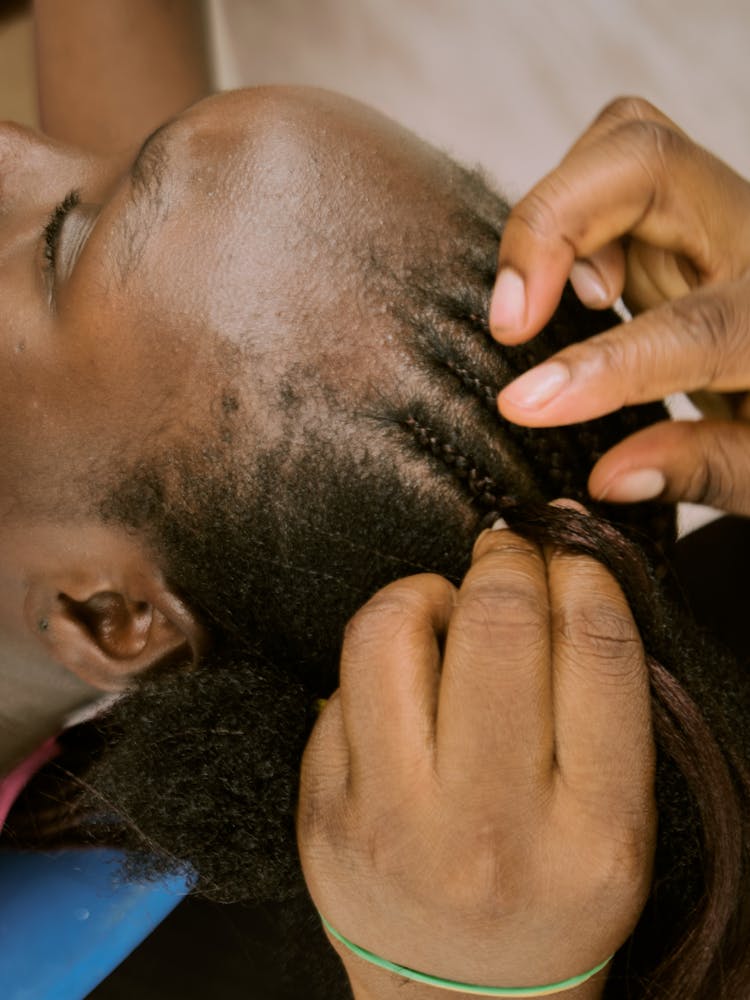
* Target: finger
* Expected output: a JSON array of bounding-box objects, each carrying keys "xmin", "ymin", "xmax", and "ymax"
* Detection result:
[
  {"xmin": 569, "ymin": 101, "xmax": 691, "ymax": 311},
  {"xmin": 569, "ymin": 95, "xmax": 691, "ymax": 154},
  {"xmin": 490, "ymin": 115, "xmax": 750, "ymax": 344},
  {"xmin": 570, "ymin": 241, "xmax": 627, "ymax": 309},
  {"xmin": 494, "ymin": 96, "xmax": 690, "ymax": 336},
  {"xmin": 623, "ymin": 240, "xmax": 696, "ymax": 312},
  {"xmin": 436, "ymin": 527, "xmax": 554, "ymax": 803},
  {"xmin": 589, "ymin": 418, "xmax": 750, "ymax": 516},
  {"xmin": 497, "ymin": 278, "xmax": 750, "ymax": 426},
  {"xmin": 339, "ymin": 573, "xmax": 455, "ymax": 791},
  {"xmin": 548, "ymin": 550, "xmax": 653, "ymax": 818}
]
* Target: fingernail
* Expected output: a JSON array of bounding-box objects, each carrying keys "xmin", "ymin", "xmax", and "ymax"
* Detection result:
[
  {"xmin": 500, "ymin": 362, "xmax": 570, "ymax": 411},
  {"xmin": 599, "ymin": 469, "xmax": 666, "ymax": 503},
  {"xmin": 471, "ymin": 517, "xmax": 508, "ymax": 559},
  {"xmin": 570, "ymin": 260, "xmax": 609, "ymax": 307},
  {"xmin": 490, "ymin": 269, "xmax": 526, "ymax": 331}
]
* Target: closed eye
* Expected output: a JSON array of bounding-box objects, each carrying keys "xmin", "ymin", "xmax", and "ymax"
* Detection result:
[{"xmin": 42, "ymin": 190, "xmax": 81, "ymax": 276}]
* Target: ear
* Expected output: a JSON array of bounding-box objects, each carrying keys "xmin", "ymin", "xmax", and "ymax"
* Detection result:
[{"xmin": 25, "ymin": 565, "xmax": 208, "ymax": 693}]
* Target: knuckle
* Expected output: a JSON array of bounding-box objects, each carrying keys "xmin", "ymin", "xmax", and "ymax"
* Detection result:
[
  {"xmin": 296, "ymin": 787, "xmax": 333, "ymax": 848},
  {"xmin": 510, "ymin": 186, "xmax": 569, "ymax": 244},
  {"xmin": 570, "ymin": 322, "xmax": 665, "ymax": 403},
  {"xmin": 594, "ymin": 331, "xmax": 631, "ymax": 375},
  {"xmin": 297, "ymin": 770, "xmax": 344, "ymax": 851},
  {"xmin": 357, "ymin": 799, "xmax": 429, "ymax": 885},
  {"xmin": 585, "ymin": 824, "xmax": 655, "ymax": 903},
  {"xmin": 609, "ymin": 120, "xmax": 685, "ymax": 204},
  {"xmin": 342, "ymin": 580, "xmax": 436, "ymax": 653},
  {"xmin": 628, "ymin": 118, "xmax": 682, "ymax": 164},
  {"xmin": 562, "ymin": 790, "xmax": 656, "ymax": 905},
  {"xmin": 682, "ymin": 435, "xmax": 737, "ymax": 508},
  {"xmin": 457, "ymin": 573, "xmax": 545, "ymax": 645},
  {"xmin": 669, "ymin": 293, "xmax": 737, "ymax": 383},
  {"xmin": 557, "ymin": 600, "xmax": 643, "ymax": 678},
  {"xmin": 594, "ymin": 95, "xmax": 661, "ymax": 129},
  {"xmin": 567, "ymin": 331, "xmax": 633, "ymax": 393},
  {"xmin": 297, "ymin": 729, "xmax": 345, "ymax": 841},
  {"xmin": 472, "ymin": 529, "xmax": 538, "ymax": 563}
]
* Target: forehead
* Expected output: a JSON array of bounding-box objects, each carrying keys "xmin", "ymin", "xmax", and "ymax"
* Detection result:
[
  {"xmin": 0, "ymin": 88, "xmax": 469, "ymax": 521},
  {"xmin": 59, "ymin": 87, "xmax": 470, "ymax": 438},
  {"xmin": 104, "ymin": 88, "xmax": 437, "ymax": 340}
]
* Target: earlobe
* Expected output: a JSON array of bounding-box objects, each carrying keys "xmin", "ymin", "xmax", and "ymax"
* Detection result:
[{"xmin": 26, "ymin": 581, "xmax": 207, "ymax": 693}]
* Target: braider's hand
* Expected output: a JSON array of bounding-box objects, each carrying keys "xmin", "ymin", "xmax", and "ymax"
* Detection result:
[
  {"xmin": 297, "ymin": 520, "xmax": 655, "ymax": 1000},
  {"xmin": 490, "ymin": 97, "xmax": 750, "ymax": 514}
]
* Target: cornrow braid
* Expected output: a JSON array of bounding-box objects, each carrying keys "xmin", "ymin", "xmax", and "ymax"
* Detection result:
[
  {"xmin": 440, "ymin": 358, "xmax": 498, "ymax": 412},
  {"xmin": 401, "ymin": 415, "xmax": 506, "ymax": 513},
  {"xmin": 385, "ymin": 222, "xmax": 676, "ymax": 561}
]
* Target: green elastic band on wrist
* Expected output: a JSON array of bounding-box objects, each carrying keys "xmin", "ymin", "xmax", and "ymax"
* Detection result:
[{"xmin": 319, "ymin": 914, "xmax": 612, "ymax": 997}]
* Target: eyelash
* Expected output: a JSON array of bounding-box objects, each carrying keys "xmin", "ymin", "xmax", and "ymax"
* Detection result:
[{"xmin": 42, "ymin": 190, "xmax": 81, "ymax": 274}]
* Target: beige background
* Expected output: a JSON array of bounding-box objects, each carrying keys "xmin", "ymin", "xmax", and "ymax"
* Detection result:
[
  {"xmin": 209, "ymin": 0, "xmax": 750, "ymax": 195},
  {"xmin": 4, "ymin": 1, "xmax": 750, "ymax": 189},
  {"xmin": 0, "ymin": 6, "xmax": 34, "ymax": 126}
]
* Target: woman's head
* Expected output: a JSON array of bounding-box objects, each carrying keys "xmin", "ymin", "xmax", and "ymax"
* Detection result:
[
  {"xmin": 0, "ymin": 85, "xmax": 518, "ymax": 735},
  {"xmin": 0, "ymin": 85, "xmax": 670, "ymax": 723},
  {"xmin": 6, "ymin": 86, "xmax": 674, "ymax": 875}
]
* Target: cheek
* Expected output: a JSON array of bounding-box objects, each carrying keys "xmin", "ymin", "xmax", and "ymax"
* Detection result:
[
  {"xmin": 0, "ymin": 535, "xmax": 33, "ymax": 641},
  {"xmin": 0, "ymin": 318, "xmax": 68, "ymax": 475},
  {"xmin": 0, "ymin": 372, "xmax": 75, "ymax": 492}
]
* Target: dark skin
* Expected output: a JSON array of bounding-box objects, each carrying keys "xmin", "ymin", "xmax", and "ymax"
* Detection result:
[
  {"xmin": 0, "ymin": 87, "xmax": 656, "ymax": 999},
  {"xmin": 1, "ymin": 0, "xmax": 213, "ymax": 767}
]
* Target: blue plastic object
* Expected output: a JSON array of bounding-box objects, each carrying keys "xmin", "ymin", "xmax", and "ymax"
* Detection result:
[{"xmin": 0, "ymin": 848, "xmax": 190, "ymax": 1000}]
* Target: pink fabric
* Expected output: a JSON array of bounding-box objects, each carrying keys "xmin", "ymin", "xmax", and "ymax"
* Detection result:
[{"xmin": 0, "ymin": 737, "xmax": 59, "ymax": 829}]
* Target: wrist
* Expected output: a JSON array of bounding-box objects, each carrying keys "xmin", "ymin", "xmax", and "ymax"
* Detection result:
[
  {"xmin": 322, "ymin": 915, "xmax": 611, "ymax": 1000},
  {"xmin": 346, "ymin": 963, "xmax": 608, "ymax": 1000}
]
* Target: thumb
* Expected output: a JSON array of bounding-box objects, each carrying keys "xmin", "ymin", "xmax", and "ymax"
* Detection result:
[{"xmin": 589, "ymin": 419, "xmax": 750, "ymax": 516}]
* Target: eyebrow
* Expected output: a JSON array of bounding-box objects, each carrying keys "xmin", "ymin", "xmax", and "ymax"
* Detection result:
[
  {"xmin": 113, "ymin": 119, "xmax": 174, "ymax": 283},
  {"xmin": 131, "ymin": 120, "xmax": 173, "ymax": 196}
]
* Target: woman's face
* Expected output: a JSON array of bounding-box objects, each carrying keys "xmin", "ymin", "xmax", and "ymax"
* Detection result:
[
  {"xmin": 0, "ymin": 85, "xmax": 458, "ymax": 757},
  {"xmin": 0, "ymin": 87, "xmax": 381, "ymax": 753},
  {"xmin": 0, "ymin": 85, "xmax": 449, "ymax": 496},
  {"xmin": 0, "ymin": 88, "xmax": 311, "ymax": 488}
]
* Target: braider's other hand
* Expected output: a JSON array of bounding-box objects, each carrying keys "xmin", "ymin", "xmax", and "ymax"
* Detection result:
[
  {"xmin": 490, "ymin": 97, "xmax": 750, "ymax": 515},
  {"xmin": 297, "ymin": 515, "xmax": 655, "ymax": 1000}
]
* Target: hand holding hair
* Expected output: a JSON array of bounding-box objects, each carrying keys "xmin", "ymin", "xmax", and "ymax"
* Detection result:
[
  {"xmin": 489, "ymin": 97, "xmax": 750, "ymax": 515},
  {"xmin": 297, "ymin": 511, "xmax": 656, "ymax": 1000}
]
